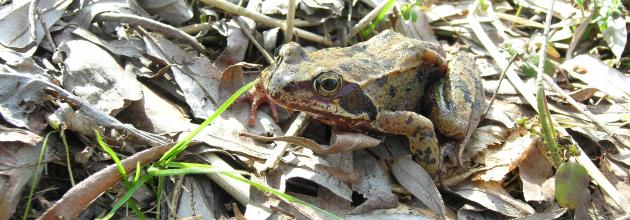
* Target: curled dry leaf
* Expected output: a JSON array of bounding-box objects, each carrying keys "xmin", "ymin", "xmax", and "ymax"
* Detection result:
[
  {"xmin": 240, "ymin": 131, "xmax": 381, "ymax": 154},
  {"xmin": 473, "ymin": 129, "xmax": 534, "ymax": 182},
  {"xmin": 391, "ymin": 157, "xmax": 446, "ymax": 216}
]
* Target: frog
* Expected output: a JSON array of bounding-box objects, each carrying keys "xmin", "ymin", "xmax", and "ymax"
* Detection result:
[{"xmin": 248, "ymin": 30, "xmax": 484, "ymax": 176}]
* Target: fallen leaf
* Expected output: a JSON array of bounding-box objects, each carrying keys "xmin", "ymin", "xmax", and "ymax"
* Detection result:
[
  {"xmin": 474, "ymin": 129, "xmax": 534, "ymax": 182},
  {"xmin": 569, "ymin": 87, "xmax": 599, "ymax": 102},
  {"xmin": 391, "ymin": 157, "xmax": 445, "ymax": 216},
  {"xmin": 0, "ymin": 126, "xmax": 42, "ymax": 219},
  {"xmin": 0, "ymin": 71, "xmax": 53, "ymax": 131},
  {"xmin": 517, "ymin": 138, "xmax": 554, "ymax": 202},
  {"xmin": 560, "ymin": 55, "xmax": 630, "ymax": 103},
  {"xmin": 138, "ymin": 0, "xmax": 193, "ymax": 25},
  {"xmin": 59, "ymin": 39, "xmax": 143, "ymax": 116},
  {"xmin": 240, "ymin": 132, "xmax": 381, "ymax": 154},
  {"xmin": 0, "ymin": 0, "xmax": 72, "ymax": 62},
  {"xmin": 453, "ymin": 181, "xmax": 535, "ymax": 218},
  {"xmin": 351, "ymin": 151, "xmax": 397, "ymax": 214}
]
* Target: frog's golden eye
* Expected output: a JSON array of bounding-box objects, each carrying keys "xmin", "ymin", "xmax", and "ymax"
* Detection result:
[{"xmin": 313, "ymin": 72, "xmax": 342, "ymax": 97}]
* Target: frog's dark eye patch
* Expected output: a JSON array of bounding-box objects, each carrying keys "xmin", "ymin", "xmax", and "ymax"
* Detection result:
[{"xmin": 313, "ymin": 71, "xmax": 342, "ymax": 97}]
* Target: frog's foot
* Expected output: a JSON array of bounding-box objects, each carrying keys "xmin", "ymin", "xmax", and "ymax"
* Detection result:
[
  {"xmin": 241, "ymin": 87, "xmax": 279, "ymax": 127},
  {"xmin": 439, "ymin": 142, "xmax": 464, "ymax": 168}
]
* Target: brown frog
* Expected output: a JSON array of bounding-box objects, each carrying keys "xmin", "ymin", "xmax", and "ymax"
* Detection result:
[{"xmin": 249, "ymin": 30, "xmax": 484, "ymax": 176}]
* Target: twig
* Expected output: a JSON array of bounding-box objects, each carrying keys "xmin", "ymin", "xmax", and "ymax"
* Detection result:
[
  {"xmin": 40, "ymin": 144, "xmax": 172, "ymax": 220},
  {"xmin": 484, "ymin": 54, "xmax": 519, "ymax": 117},
  {"xmin": 179, "ymin": 22, "xmax": 214, "ymax": 35},
  {"xmin": 284, "ymin": 0, "xmax": 297, "ymax": 43},
  {"xmin": 200, "ymin": 0, "xmax": 334, "ymax": 46},
  {"xmin": 94, "ymin": 12, "xmax": 206, "ymax": 53},
  {"xmin": 235, "ymin": 18, "xmax": 274, "ymax": 65},
  {"xmin": 566, "ymin": 13, "xmax": 592, "ymax": 59},
  {"xmin": 258, "ymin": 112, "xmax": 311, "ymax": 174},
  {"xmin": 348, "ymin": 0, "xmax": 391, "ymax": 38},
  {"xmin": 28, "ymin": 0, "xmax": 40, "ymax": 45}
]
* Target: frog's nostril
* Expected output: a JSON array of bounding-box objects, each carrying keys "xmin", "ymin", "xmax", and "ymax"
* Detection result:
[{"xmin": 282, "ymin": 81, "xmax": 298, "ymax": 92}]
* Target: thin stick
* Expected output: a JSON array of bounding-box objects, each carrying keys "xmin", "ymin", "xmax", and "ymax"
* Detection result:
[
  {"xmin": 348, "ymin": 0, "xmax": 390, "ymax": 38},
  {"xmin": 284, "ymin": 0, "xmax": 297, "ymax": 43},
  {"xmin": 258, "ymin": 112, "xmax": 311, "ymax": 174},
  {"xmin": 566, "ymin": 13, "xmax": 592, "ymax": 59},
  {"xmin": 201, "ymin": 0, "xmax": 334, "ymax": 46},
  {"xmin": 94, "ymin": 12, "xmax": 206, "ymax": 53},
  {"xmin": 235, "ymin": 18, "xmax": 274, "ymax": 65}
]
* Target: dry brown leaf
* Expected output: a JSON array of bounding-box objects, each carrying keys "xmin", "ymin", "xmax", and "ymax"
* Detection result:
[
  {"xmin": 517, "ymin": 138, "xmax": 554, "ymax": 202},
  {"xmin": 0, "ymin": 126, "xmax": 42, "ymax": 219},
  {"xmin": 569, "ymin": 87, "xmax": 600, "ymax": 102},
  {"xmin": 473, "ymin": 129, "xmax": 534, "ymax": 182},
  {"xmin": 240, "ymin": 132, "xmax": 381, "ymax": 154},
  {"xmin": 391, "ymin": 157, "xmax": 445, "ymax": 216}
]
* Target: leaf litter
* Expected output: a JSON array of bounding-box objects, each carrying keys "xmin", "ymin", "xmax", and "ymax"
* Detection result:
[{"xmin": 0, "ymin": 0, "xmax": 628, "ymax": 219}]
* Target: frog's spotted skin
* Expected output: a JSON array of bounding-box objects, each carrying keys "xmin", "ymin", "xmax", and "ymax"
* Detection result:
[{"xmin": 253, "ymin": 30, "xmax": 484, "ymax": 176}]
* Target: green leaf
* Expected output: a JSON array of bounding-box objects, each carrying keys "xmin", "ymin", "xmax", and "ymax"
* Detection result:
[
  {"xmin": 360, "ymin": 0, "xmax": 395, "ymax": 38},
  {"xmin": 555, "ymin": 160, "xmax": 590, "ymax": 209}
]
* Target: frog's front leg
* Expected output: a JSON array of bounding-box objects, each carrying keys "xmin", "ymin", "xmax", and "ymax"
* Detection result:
[{"xmin": 372, "ymin": 111, "xmax": 440, "ymax": 176}]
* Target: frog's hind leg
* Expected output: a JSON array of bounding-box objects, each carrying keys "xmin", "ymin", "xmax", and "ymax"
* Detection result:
[
  {"xmin": 424, "ymin": 54, "xmax": 484, "ymax": 167},
  {"xmin": 373, "ymin": 111, "xmax": 440, "ymax": 176}
]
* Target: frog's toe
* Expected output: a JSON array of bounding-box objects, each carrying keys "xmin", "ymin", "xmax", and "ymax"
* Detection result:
[{"xmin": 440, "ymin": 142, "xmax": 464, "ymax": 168}]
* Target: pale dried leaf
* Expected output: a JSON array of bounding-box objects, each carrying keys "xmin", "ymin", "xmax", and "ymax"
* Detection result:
[
  {"xmin": 474, "ymin": 130, "xmax": 533, "ymax": 182},
  {"xmin": 351, "ymin": 151, "xmax": 396, "ymax": 214},
  {"xmin": 0, "ymin": 0, "xmax": 71, "ymax": 62},
  {"xmin": 600, "ymin": 156, "xmax": 630, "ymax": 202},
  {"xmin": 176, "ymin": 176, "xmax": 218, "ymax": 219},
  {"xmin": 117, "ymin": 84, "xmax": 190, "ymax": 134},
  {"xmin": 0, "ymin": 127, "xmax": 42, "ymax": 219},
  {"xmin": 517, "ymin": 138, "xmax": 554, "ymax": 202},
  {"xmin": 463, "ymin": 125, "xmax": 509, "ymax": 163},
  {"xmin": 391, "ymin": 157, "xmax": 445, "ymax": 216},
  {"xmin": 601, "ymin": 15, "xmax": 627, "ymax": 62},
  {"xmin": 71, "ymin": 0, "xmax": 149, "ymax": 29},
  {"xmin": 143, "ymin": 34, "xmax": 221, "ymax": 119},
  {"xmin": 281, "ymin": 166, "xmax": 353, "ymax": 202},
  {"xmin": 138, "ymin": 0, "xmax": 193, "ymax": 25},
  {"xmin": 214, "ymin": 20, "xmax": 249, "ymax": 71},
  {"xmin": 0, "ymin": 71, "xmax": 53, "ymax": 130},
  {"xmin": 0, "ymin": 125, "xmax": 42, "ymax": 146},
  {"xmin": 453, "ymin": 182, "xmax": 535, "ymax": 218},
  {"xmin": 345, "ymin": 203, "xmax": 436, "ymax": 219},
  {"xmin": 60, "ymin": 39, "xmax": 143, "ymax": 116},
  {"xmin": 560, "ymin": 55, "xmax": 630, "ymax": 103}
]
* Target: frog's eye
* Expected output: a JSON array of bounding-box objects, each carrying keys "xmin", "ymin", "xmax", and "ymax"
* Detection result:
[{"xmin": 313, "ymin": 72, "xmax": 342, "ymax": 97}]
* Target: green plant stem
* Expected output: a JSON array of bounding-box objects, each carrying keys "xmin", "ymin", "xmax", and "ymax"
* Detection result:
[
  {"xmin": 535, "ymin": 0, "xmax": 562, "ymax": 166},
  {"xmin": 22, "ymin": 131, "xmax": 56, "ymax": 220},
  {"xmin": 60, "ymin": 129, "xmax": 76, "ymax": 186}
]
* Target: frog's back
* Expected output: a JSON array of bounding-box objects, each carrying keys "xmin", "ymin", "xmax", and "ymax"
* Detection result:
[{"xmin": 308, "ymin": 30, "xmax": 447, "ymax": 112}]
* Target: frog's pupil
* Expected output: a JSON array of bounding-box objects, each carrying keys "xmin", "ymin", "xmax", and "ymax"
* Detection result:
[{"xmin": 321, "ymin": 78, "xmax": 338, "ymax": 92}]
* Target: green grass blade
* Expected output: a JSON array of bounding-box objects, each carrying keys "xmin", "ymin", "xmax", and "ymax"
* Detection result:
[
  {"xmin": 22, "ymin": 131, "xmax": 56, "ymax": 220},
  {"xmin": 98, "ymin": 175, "xmax": 152, "ymax": 220},
  {"xmin": 95, "ymin": 130, "xmax": 128, "ymax": 180},
  {"xmin": 159, "ymin": 80, "xmax": 258, "ymax": 164}
]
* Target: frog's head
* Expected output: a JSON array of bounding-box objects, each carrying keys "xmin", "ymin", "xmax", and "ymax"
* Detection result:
[{"xmin": 260, "ymin": 42, "xmax": 377, "ymax": 122}]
